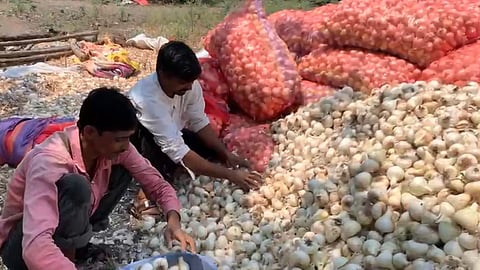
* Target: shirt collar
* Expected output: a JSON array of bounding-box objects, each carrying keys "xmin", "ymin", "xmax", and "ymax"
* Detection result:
[
  {"xmin": 152, "ymin": 72, "xmax": 174, "ymax": 101},
  {"xmin": 65, "ymin": 126, "xmax": 110, "ymax": 174}
]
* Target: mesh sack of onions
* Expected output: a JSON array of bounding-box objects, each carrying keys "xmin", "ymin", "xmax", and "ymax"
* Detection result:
[
  {"xmin": 221, "ymin": 113, "xmax": 256, "ymax": 138},
  {"xmin": 297, "ymin": 46, "xmax": 421, "ymax": 93},
  {"xmin": 267, "ymin": 9, "xmax": 309, "ymax": 57},
  {"xmin": 304, "ymin": 0, "xmax": 480, "ymax": 68},
  {"xmin": 204, "ymin": 92, "xmax": 230, "ymax": 136},
  {"xmin": 298, "ymin": 80, "xmax": 337, "ymax": 105},
  {"xmin": 203, "ymin": 0, "xmax": 301, "ymax": 121},
  {"xmin": 198, "ymin": 57, "xmax": 230, "ymax": 101},
  {"xmin": 421, "ymin": 40, "xmax": 480, "ymax": 86},
  {"xmin": 223, "ymin": 124, "xmax": 273, "ymax": 172}
]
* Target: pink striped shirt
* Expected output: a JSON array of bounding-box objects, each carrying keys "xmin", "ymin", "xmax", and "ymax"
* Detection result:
[{"xmin": 0, "ymin": 126, "xmax": 181, "ymax": 270}]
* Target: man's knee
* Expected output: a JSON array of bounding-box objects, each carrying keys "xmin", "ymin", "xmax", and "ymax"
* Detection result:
[{"xmin": 56, "ymin": 173, "xmax": 91, "ymax": 205}]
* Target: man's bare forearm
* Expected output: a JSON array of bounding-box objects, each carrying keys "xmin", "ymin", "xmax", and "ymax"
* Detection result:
[
  {"xmin": 182, "ymin": 150, "xmax": 232, "ymax": 179},
  {"xmin": 195, "ymin": 124, "xmax": 229, "ymax": 160}
]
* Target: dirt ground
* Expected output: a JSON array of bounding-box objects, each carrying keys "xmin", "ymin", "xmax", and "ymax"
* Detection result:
[{"xmin": 0, "ymin": 0, "xmax": 226, "ymax": 49}]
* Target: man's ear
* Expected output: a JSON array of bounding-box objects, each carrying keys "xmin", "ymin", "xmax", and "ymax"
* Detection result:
[{"xmin": 83, "ymin": 125, "xmax": 98, "ymax": 138}]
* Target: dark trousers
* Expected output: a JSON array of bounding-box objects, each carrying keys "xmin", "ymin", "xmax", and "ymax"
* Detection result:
[
  {"xmin": 131, "ymin": 123, "xmax": 215, "ymax": 184},
  {"xmin": 0, "ymin": 165, "xmax": 132, "ymax": 270}
]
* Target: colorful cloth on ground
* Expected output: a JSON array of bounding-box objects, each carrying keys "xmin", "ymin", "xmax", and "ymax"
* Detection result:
[
  {"xmin": 0, "ymin": 117, "xmax": 76, "ymax": 167},
  {"xmin": 75, "ymin": 39, "xmax": 140, "ymax": 79}
]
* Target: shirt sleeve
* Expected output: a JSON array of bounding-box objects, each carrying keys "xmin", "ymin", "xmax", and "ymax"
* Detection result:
[
  {"xmin": 184, "ymin": 81, "xmax": 210, "ymax": 133},
  {"xmin": 117, "ymin": 143, "xmax": 181, "ymax": 214},
  {"xmin": 134, "ymin": 98, "xmax": 190, "ymax": 164},
  {"xmin": 22, "ymin": 153, "xmax": 76, "ymax": 270}
]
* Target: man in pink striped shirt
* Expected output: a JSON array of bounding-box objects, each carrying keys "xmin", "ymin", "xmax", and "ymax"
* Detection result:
[{"xmin": 0, "ymin": 87, "xmax": 194, "ymax": 270}]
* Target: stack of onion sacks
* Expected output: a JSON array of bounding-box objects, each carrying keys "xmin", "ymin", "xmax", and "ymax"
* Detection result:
[
  {"xmin": 203, "ymin": 0, "xmax": 300, "ymax": 122},
  {"xmin": 203, "ymin": 92, "xmax": 230, "ymax": 137},
  {"xmin": 221, "ymin": 113, "xmax": 256, "ymax": 138},
  {"xmin": 198, "ymin": 57, "xmax": 230, "ymax": 101},
  {"xmin": 267, "ymin": 9, "xmax": 308, "ymax": 57},
  {"xmin": 303, "ymin": 0, "xmax": 480, "ymax": 68},
  {"xmin": 298, "ymin": 46, "xmax": 421, "ymax": 94},
  {"xmin": 421, "ymin": 40, "xmax": 480, "ymax": 86}
]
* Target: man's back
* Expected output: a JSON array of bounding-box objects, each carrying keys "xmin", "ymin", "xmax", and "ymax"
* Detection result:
[{"xmin": 0, "ymin": 127, "xmax": 74, "ymax": 246}]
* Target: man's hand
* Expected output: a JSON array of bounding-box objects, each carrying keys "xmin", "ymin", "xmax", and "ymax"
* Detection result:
[
  {"xmin": 164, "ymin": 211, "xmax": 196, "ymax": 253},
  {"xmin": 228, "ymin": 170, "xmax": 262, "ymax": 191},
  {"xmin": 224, "ymin": 152, "xmax": 250, "ymax": 169}
]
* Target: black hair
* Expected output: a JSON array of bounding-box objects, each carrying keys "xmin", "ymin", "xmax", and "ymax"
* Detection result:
[
  {"xmin": 156, "ymin": 40, "xmax": 201, "ymax": 82},
  {"xmin": 77, "ymin": 87, "xmax": 138, "ymax": 133}
]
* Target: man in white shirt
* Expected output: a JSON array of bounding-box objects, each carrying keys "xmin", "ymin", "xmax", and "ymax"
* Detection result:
[{"xmin": 128, "ymin": 41, "xmax": 261, "ymax": 213}]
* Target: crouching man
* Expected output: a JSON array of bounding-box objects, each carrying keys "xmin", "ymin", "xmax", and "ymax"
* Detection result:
[
  {"xmin": 0, "ymin": 87, "xmax": 194, "ymax": 270},
  {"xmin": 128, "ymin": 41, "xmax": 262, "ymax": 217}
]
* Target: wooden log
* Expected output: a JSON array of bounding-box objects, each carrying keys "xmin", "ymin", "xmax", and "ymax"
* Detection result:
[
  {"xmin": 69, "ymin": 39, "xmax": 89, "ymax": 62},
  {"xmin": 0, "ymin": 45, "xmax": 72, "ymax": 58},
  {"xmin": 0, "ymin": 30, "xmax": 99, "ymax": 47},
  {"xmin": 0, "ymin": 51, "xmax": 74, "ymax": 67},
  {"xmin": 0, "ymin": 32, "xmax": 55, "ymax": 42}
]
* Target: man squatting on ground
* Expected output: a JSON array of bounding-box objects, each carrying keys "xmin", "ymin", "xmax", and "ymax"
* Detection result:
[
  {"xmin": 0, "ymin": 88, "xmax": 195, "ymax": 270},
  {"xmin": 128, "ymin": 41, "xmax": 262, "ymax": 213}
]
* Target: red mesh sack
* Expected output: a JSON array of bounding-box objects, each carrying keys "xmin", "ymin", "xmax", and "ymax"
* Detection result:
[
  {"xmin": 267, "ymin": 9, "xmax": 308, "ymax": 57},
  {"xmin": 304, "ymin": 0, "xmax": 480, "ymax": 68},
  {"xmin": 298, "ymin": 46, "xmax": 422, "ymax": 94},
  {"xmin": 203, "ymin": 92, "xmax": 230, "ymax": 136},
  {"xmin": 223, "ymin": 124, "xmax": 273, "ymax": 172},
  {"xmin": 203, "ymin": 0, "xmax": 301, "ymax": 121},
  {"xmin": 221, "ymin": 113, "xmax": 256, "ymax": 138},
  {"xmin": 198, "ymin": 57, "xmax": 230, "ymax": 101},
  {"xmin": 421, "ymin": 40, "xmax": 480, "ymax": 86},
  {"xmin": 298, "ymin": 80, "xmax": 336, "ymax": 105}
]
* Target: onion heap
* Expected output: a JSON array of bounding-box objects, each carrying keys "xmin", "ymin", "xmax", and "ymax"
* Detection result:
[
  {"xmin": 298, "ymin": 80, "xmax": 337, "ymax": 106},
  {"xmin": 302, "ymin": 0, "xmax": 480, "ymax": 68},
  {"xmin": 421, "ymin": 40, "xmax": 480, "ymax": 86},
  {"xmin": 203, "ymin": 0, "xmax": 300, "ymax": 121},
  {"xmin": 298, "ymin": 46, "xmax": 421, "ymax": 94},
  {"xmin": 129, "ymin": 80, "xmax": 480, "ymax": 269}
]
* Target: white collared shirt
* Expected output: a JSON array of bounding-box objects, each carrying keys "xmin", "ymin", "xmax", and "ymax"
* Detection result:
[{"xmin": 127, "ymin": 72, "xmax": 210, "ymax": 164}]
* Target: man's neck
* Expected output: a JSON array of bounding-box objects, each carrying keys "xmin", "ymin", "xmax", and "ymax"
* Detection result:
[
  {"xmin": 80, "ymin": 135, "xmax": 98, "ymax": 177},
  {"xmin": 156, "ymin": 72, "xmax": 175, "ymax": 98}
]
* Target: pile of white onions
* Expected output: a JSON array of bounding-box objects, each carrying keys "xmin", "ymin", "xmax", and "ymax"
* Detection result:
[{"xmin": 131, "ymin": 80, "xmax": 480, "ymax": 270}]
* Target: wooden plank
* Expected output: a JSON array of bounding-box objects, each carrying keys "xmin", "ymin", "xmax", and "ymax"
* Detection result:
[
  {"xmin": 0, "ymin": 46, "xmax": 72, "ymax": 58},
  {"xmin": 0, "ymin": 51, "xmax": 74, "ymax": 67},
  {"xmin": 0, "ymin": 30, "xmax": 99, "ymax": 47},
  {"xmin": 0, "ymin": 32, "xmax": 55, "ymax": 42}
]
